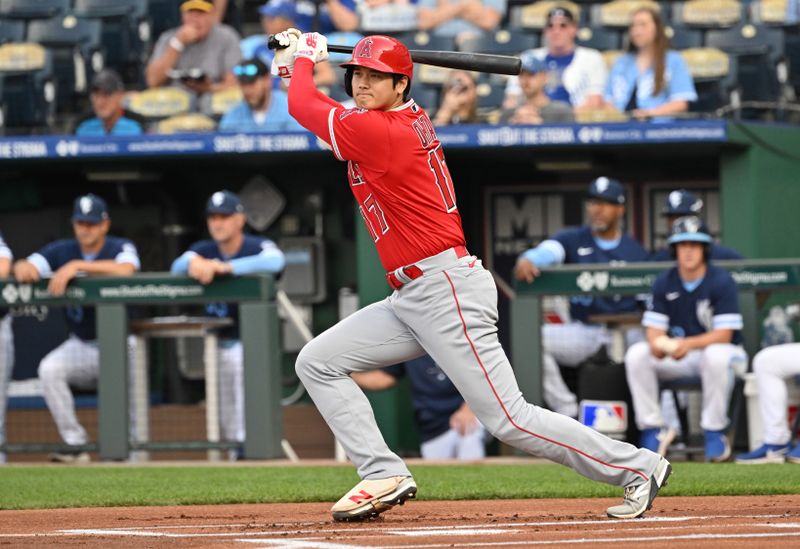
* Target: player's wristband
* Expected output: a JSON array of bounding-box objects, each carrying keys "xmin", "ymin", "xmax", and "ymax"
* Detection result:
[{"xmin": 169, "ymin": 36, "xmax": 185, "ymax": 53}]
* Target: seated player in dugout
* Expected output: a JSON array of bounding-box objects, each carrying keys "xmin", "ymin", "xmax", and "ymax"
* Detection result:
[
  {"xmin": 513, "ymin": 178, "xmax": 650, "ymax": 419},
  {"xmin": 271, "ymin": 29, "xmax": 670, "ymax": 522},
  {"xmin": 651, "ymin": 189, "xmax": 743, "ymax": 261},
  {"xmin": 625, "ymin": 216, "xmax": 747, "ymax": 462},
  {"xmin": 171, "ymin": 190, "xmax": 285, "ymax": 452}
]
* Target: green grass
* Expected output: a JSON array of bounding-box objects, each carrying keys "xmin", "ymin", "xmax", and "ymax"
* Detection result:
[{"xmin": 0, "ymin": 462, "xmax": 798, "ymax": 510}]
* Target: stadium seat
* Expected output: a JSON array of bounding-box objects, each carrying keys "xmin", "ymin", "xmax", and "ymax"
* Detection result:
[
  {"xmin": 417, "ymin": 64, "xmax": 458, "ymax": 86},
  {"xmin": 576, "ymin": 26, "xmax": 621, "ymax": 51},
  {"xmin": 705, "ymin": 22, "xmax": 788, "ymax": 102},
  {"xmin": 680, "ymin": 47, "xmax": 740, "ymax": 112},
  {"xmin": 574, "ymin": 106, "xmax": 628, "ymax": 123},
  {"xmin": 146, "ymin": 0, "xmax": 180, "ymax": 43},
  {"xmin": 412, "ymin": 84, "xmax": 440, "ymax": 114},
  {"xmin": 0, "ymin": 0, "xmax": 69, "ymax": 24},
  {"xmin": 73, "ymin": 0, "xmax": 151, "ymax": 86},
  {"xmin": 126, "ymin": 86, "xmax": 193, "ymax": 126},
  {"xmin": 666, "ymin": 25, "xmax": 704, "ymax": 49},
  {"xmin": 0, "ymin": 42, "xmax": 55, "ymax": 132},
  {"xmin": 512, "ymin": 1, "xmax": 583, "ymax": 31},
  {"xmin": 156, "ymin": 112, "xmax": 216, "ymax": 134},
  {"xmin": 0, "ymin": 17, "xmax": 23, "ymax": 43},
  {"xmin": 749, "ymin": 0, "xmax": 792, "ymax": 25},
  {"xmin": 392, "ymin": 32, "xmax": 455, "ymax": 52},
  {"xmin": 26, "ymin": 14, "xmax": 104, "ymax": 112},
  {"xmin": 459, "ymin": 29, "xmax": 538, "ymax": 55},
  {"xmin": 750, "ymin": 1, "xmax": 800, "ymax": 96},
  {"xmin": 199, "ymin": 86, "xmax": 243, "ymax": 120},
  {"xmin": 592, "ymin": 0, "xmax": 663, "ymax": 29},
  {"xmin": 475, "ymin": 79, "xmax": 505, "ymax": 110},
  {"xmin": 671, "ymin": 0, "xmax": 742, "ymax": 29}
]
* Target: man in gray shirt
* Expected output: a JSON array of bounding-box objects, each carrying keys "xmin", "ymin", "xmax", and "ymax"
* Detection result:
[{"xmin": 146, "ymin": 0, "xmax": 241, "ymax": 95}]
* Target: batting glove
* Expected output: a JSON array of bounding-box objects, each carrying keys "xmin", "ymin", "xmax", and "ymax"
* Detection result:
[
  {"xmin": 295, "ymin": 32, "xmax": 329, "ymax": 64},
  {"xmin": 270, "ymin": 28, "xmax": 302, "ymax": 81}
]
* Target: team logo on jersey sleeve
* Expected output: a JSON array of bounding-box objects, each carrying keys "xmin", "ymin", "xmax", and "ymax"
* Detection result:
[{"xmin": 339, "ymin": 107, "xmax": 367, "ymax": 121}]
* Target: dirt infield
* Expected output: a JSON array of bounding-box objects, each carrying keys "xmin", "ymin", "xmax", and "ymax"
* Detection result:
[{"xmin": 1, "ymin": 495, "xmax": 799, "ymax": 548}]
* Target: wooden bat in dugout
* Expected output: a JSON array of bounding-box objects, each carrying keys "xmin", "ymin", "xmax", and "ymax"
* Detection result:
[{"xmin": 267, "ymin": 36, "xmax": 521, "ymax": 76}]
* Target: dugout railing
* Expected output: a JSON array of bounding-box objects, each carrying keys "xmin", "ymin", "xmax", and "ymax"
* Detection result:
[
  {"xmin": 0, "ymin": 274, "xmax": 281, "ymax": 461},
  {"xmin": 511, "ymin": 259, "xmax": 800, "ymax": 406}
]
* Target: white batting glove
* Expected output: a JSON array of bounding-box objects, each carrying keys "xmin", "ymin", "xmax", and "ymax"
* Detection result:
[
  {"xmin": 295, "ymin": 32, "xmax": 329, "ymax": 64},
  {"xmin": 270, "ymin": 28, "xmax": 302, "ymax": 81}
]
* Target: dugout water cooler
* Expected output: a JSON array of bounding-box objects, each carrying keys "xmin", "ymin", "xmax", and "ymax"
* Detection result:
[{"xmin": 744, "ymin": 372, "xmax": 800, "ymax": 451}]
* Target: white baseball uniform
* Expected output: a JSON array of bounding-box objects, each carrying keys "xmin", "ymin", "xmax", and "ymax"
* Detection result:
[{"xmin": 751, "ymin": 344, "xmax": 800, "ymax": 445}]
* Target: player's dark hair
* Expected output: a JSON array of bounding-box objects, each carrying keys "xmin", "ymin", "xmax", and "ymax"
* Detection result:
[{"xmin": 344, "ymin": 68, "xmax": 410, "ymax": 101}]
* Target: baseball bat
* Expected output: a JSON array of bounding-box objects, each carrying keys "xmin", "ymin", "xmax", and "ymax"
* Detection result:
[{"xmin": 268, "ymin": 37, "xmax": 521, "ymax": 76}]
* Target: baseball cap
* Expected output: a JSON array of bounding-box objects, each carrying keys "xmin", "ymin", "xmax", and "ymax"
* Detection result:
[
  {"xmin": 662, "ymin": 189, "xmax": 704, "ymax": 216},
  {"xmin": 668, "ymin": 215, "xmax": 712, "ymax": 245},
  {"xmin": 181, "ymin": 0, "xmax": 214, "ymax": 12},
  {"xmin": 90, "ymin": 69, "xmax": 124, "ymax": 93},
  {"xmin": 72, "ymin": 194, "xmax": 109, "ymax": 224},
  {"xmin": 233, "ymin": 58, "xmax": 269, "ymax": 82},
  {"xmin": 587, "ymin": 177, "xmax": 626, "ymax": 205},
  {"xmin": 206, "ymin": 190, "xmax": 244, "ymax": 215},
  {"xmin": 547, "ymin": 6, "xmax": 576, "ymax": 25},
  {"xmin": 258, "ymin": 0, "xmax": 298, "ymax": 20},
  {"xmin": 519, "ymin": 52, "xmax": 547, "ymax": 74}
]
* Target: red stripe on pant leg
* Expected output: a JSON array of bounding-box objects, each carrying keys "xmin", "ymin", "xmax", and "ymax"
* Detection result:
[{"xmin": 443, "ymin": 272, "xmax": 649, "ymax": 483}]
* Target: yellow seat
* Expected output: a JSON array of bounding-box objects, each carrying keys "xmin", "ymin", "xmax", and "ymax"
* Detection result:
[
  {"xmin": 750, "ymin": 0, "xmax": 789, "ymax": 25},
  {"xmin": 156, "ymin": 113, "xmax": 216, "ymax": 134},
  {"xmin": 680, "ymin": 47, "xmax": 731, "ymax": 79},
  {"xmin": 596, "ymin": 0, "xmax": 661, "ymax": 28},
  {"xmin": 0, "ymin": 42, "xmax": 47, "ymax": 71},
  {"xmin": 207, "ymin": 87, "xmax": 243, "ymax": 117},
  {"xmin": 518, "ymin": 1, "xmax": 581, "ymax": 30},
  {"xmin": 679, "ymin": 0, "xmax": 742, "ymax": 27},
  {"xmin": 574, "ymin": 106, "xmax": 629, "ymax": 123},
  {"xmin": 127, "ymin": 87, "xmax": 192, "ymax": 119}
]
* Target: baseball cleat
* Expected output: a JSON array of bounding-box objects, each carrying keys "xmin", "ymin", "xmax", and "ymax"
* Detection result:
[
  {"xmin": 735, "ymin": 443, "xmax": 790, "ymax": 464},
  {"xmin": 49, "ymin": 450, "xmax": 90, "ymax": 464},
  {"xmin": 704, "ymin": 430, "xmax": 731, "ymax": 462},
  {"xmin": 639, "ymin": 427, "xmax": 677, "ymax": 457},
  {"xmin": 606, "ymin": 456, "xmax": 671, "ymax": 519},
  {"xmin": 787, "ymin": 444, "xmax": 800, "ymax": 464},
  {"xmin": 331, "ymin": 476, "xmax": 417, "ymax": 522}
]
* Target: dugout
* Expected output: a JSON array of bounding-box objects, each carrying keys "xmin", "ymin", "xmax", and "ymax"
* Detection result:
[{"xmin": 0, "ymin": 120, "xmax": 798, "ymax": 458}]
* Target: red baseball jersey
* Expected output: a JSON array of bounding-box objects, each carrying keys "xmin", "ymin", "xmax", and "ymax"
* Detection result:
[{"xmin": 288, "ymin": 59, "xmax": 466, "ymax": 272}]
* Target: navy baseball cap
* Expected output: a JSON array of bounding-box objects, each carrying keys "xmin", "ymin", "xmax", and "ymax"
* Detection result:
[
  {"xmin": 259, "ymin": 0, "xmax": 298, "ymax": 19},
  {"xmin": 587, "ymin": 177, "xmax": 626, "ymax": 205},
  {"xmin": 668, "ymin": 215, "xmax": 712, "ymax": 245},
  {"xmin": 663, "ymin": 189, "xmax": 704, "ymax": 216},
  {"xmin": 206, "ymin": 190, "xmax": 244, "ymax": 215},
  {"xmin": 72, "ymin": 194, "xmax": 109, "ymax": 223},
  {"xmin": 520, "ymin": 52, "xmax": 547, "ymax": 74}
]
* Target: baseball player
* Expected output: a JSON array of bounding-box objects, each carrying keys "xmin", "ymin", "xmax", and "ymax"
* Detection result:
[
  {"xmin": 12, "ymin": 194, "xmax": 140, "ymax": 463},
  {"xmin": 273, "ymin": 29, "xmax": 670, "ymax": 521},
  {"xmin": 0, "ymin": 232, "xmax": 13, "ymax": 464},
  {"xmin": 625, "ymin": 216, "xmax": 747, "ymax": 462},
  {"xmin": 735, "ymin": 341, "xmax": 800, "ymax": 464},
  {"xmin": 171, "ymin": 190, "xmax": 285, "ymax": 450},
  {"xmin": 651, "ymin": 189, "xmax": 743, "ymax": 261},
  {"xmin": 513, "ymin": 178, "xmax": 650, "ymax": 418},
  {"xmin": 352, "ymin": 354, "xmax": 487, "ymax": 460}
]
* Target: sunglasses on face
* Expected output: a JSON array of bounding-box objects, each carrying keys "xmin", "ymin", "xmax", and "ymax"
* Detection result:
[{"xmin": 233, "ymin": 64, "xmax": 261, "ymax": 77}]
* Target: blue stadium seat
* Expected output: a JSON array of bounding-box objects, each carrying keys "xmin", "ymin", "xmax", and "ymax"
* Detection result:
[
  {"xmin": 73, "ymin": 0, "xmax": 151, "ymax": 86},
  {"xmin": 0, "ymin": 0, "xmax": 69, "ymax": 23},
  {"xmin": 680, "ymin": 47, "xmax": 740, "ymax": 113},
  {"xmin": 666, "ymin": 24, "xmax": 703, "ymax": 50},
  {"xmin": 147, "ymin": 0, "xmax": 181, "ymax": 44},
  {"xmin": 705, "ymin": 22, "xmax": 787, "ymax": 102},
  {"xmin": 0, "ymin": 17, "xmax": 24, "ymax": 43},
  {"xmin": 413, "ymin": 84, "xmax": 440, "ymax": 113},
  {"xmin": 393, "ymin": 32, "xmax": 456, "ymax": 52},
  {"xmin": 26, "ymin": 14, "xmax": 104, "ymax": 112},
  {"xmin": 459, "ymin": 29, "xmax": 538, "ymax": 55},
  {"xmin": 576, "ymin": 26, "xmax": 621, "ymax": 50},
  {"xmin": 475, "ymin": 78, "xmax": 505, "ymax": 110},
  {"xmin": 0, "ymin": 42, "xmax": 56, "ymax": 133}
]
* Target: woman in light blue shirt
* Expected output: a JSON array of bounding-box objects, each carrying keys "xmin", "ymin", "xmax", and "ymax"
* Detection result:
[{"xmin": 605, "ymin": 7, "xmax": 697, "ymax": 121}]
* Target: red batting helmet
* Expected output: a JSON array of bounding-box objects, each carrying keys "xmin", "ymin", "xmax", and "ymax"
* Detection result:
[{"xmin": 341, "ymin": 35, "xmax": 413, "ymax": 97}]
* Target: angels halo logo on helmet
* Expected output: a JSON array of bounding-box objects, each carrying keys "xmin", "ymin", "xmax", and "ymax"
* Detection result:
[{"xmin": 340, "ymin": 36, "xmax": 414, "ymax": 100}]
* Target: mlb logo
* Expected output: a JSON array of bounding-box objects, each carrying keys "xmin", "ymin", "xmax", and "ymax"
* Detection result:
[{"xmin": 580, "ymin": 400, "xmax": 628, "ymax": 436}]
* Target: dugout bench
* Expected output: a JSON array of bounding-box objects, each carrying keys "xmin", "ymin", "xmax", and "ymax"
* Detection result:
[{"xmin": 0, "ymin": 274, "xmax": 281, "ymax": 461}]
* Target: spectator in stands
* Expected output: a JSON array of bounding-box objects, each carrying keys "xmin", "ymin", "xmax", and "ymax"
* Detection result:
[
  {"xmin": 431, "ymin": 70, "xmax": 483, "ymax": 126},
  {"xmin": 219, "ymin": 58, "xmax": 304, "ymax": 132},
  {"xmin": 735, "ymin": 340, "xmax": 800, "ymax": 464},
  {"xmin": 12, "ymin": 194, "xmax": 140, "ymax": 463},
  {"xmin": 171, "ymin": 190, "xmax": 285, "ymax": 453},
  {"xmin": 146, "ymin": 0, "xmax": 241, "ymax": 95},
  {"xmin": 74, "ymin": 70, "xmax": 144, "ymax": 137},
  {"xmin": 417, "ymin": 0, "xmax": 505, "ymax": 45},
  {"xmin": 604, "ymin": 7, "xmax": 696, "ymax": 121},
  {"xmin": 651, "ymin": 189, "xmax": 742, "ymax": 261},
  {"xmin": 241, "ymin": 1, "xmax": 335, "ymax": 86},
  {"xmin": 294, "ymin": 0, "xmax": 359, "ymax": 34},
  {"xmin": 0, "ymin": 232, "xmax": 13, "ymax": 465},
  {"xmin": 359, "ymin": 0, "xmax": 418, "ymax": 34},
  {"xmin": 504, "ymin": 7, "xmax": 606, "ymax": 112},
  {"xmin": 513, "ymin": 178, "xmax": 649, "ymax": 418},
  {"xmin": 504, "ymin": 52, "xmax": 574, "ymax": 124},
  {"xmin": 352, "ymin": 355, "xmax": 487, "ymax": 460},
  {"xmin": 625, "ymin": 216, "xmax": 747, "ymax": 462}
]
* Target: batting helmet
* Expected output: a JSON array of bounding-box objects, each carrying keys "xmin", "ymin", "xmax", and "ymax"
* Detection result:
[
  {"xmin": 668, "ymin": 215, "xmax": 712, "ymax": 260},
  {"xmin": 663, "ymin": 189, "xmax": 703, "ymax": 216},
  {"xmin": 341, "ymin": 36, "xmax": 413, "ymax": 98}
]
